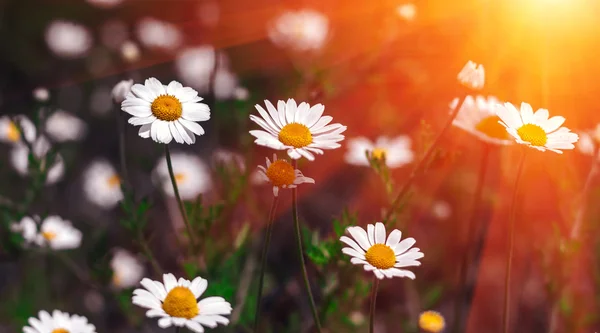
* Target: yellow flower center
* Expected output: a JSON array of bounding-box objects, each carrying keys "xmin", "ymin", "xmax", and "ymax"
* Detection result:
[
  {"xmin": 151, "ymin": 95, "xmax": 182, "ymax": 121},
  {"xmin": 106, "ymin": 174, "xmax": 120, "ymax": 188},
  {"xmin": 42, "ymin": 231, "xmax": 57, "ymax": 241},
  {"xmin": 112, "ymin": 273, "xmax": 122, "ymax": 286},
  {"xmin": 175, "ymin": 173, "xmax": 186, "ymax": 184},
  {"xmin": 419, "ymin": 311, "xmax": 445, "ymax": 333},
  {"xmin": 370, "ymin": 148, "xmax": 387, "ymax": 161},
  {"xmin": 364, "ymin": 244, "xmax": 396, "ymax": 269},
  {"xmin": 162, "ymin": 286, "xmax": 199, "ymax": 319},
  {"xmin": 278, "ymin": 123, "xmax": 312, "ymax": 148},
  {"xmin": 7, "ymin": 122, "xmax": 20, "ymax": 142},
  {"xmin": 517, "ymin": 123, "xmax": 547, "ymax": 146},
  {"xmin": 51, "ymin": 329, "xmax": 69, "ymax": 333},
  {"xmin": 265, "ymin": 160, "xmax": 296, "ymax": 187},
  {"xmin": 475, "ymin": 116, "xmax": 508, "ymax": 140}
]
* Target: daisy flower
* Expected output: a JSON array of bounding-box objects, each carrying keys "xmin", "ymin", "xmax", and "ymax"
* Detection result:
[
  {"xmin": 268, "ymin": 10, "xmax": 329, "ymax": 51},
  {"xmin": 255, "ymin": 154, "xmax": 314, "ymax": 196},
  {"xmin": 37, "ymin": 216, "xmax": 82, "ymax": 250},
  {"xmin": 121, "ymin": 78, "xmax": 210, "ymax": 145},
  {"xmin": 340, "ymin": 222, "xmax": 424, "ymax": 280},
  {"xmin": 112, "ymin": 79, "xmax": 134, "ymax": 103},
  {"xmin": 136, "ymin": 17, "xmax": 182, "ymax": 51},
  {"xmin": 45, "ymin": 110, "xmax": 87, "ymax": 142},
  {"xmin": 153, "ymin": 152, "xmax": 212, "ymax": 200},
  {"xmin": 10, "ymin": 137, "xmax": 65, "ymax": 185},
  {"xmin": 23, "ymin": 310, "xmax": 96, "ymax": 333},
  {"xmin": 10, "ymin": 216, "xmax": 39, "ymax": 246},
  {"xmin": 45, "ymin": 20, "xmax": 93, "ymax": 59},
  {"xmin": 82, "ymin": 159, "xmax": 124, "ymax": 209},
  {"xmin": 0, "ymin": 115, "xmax": 35, "ymax": 144},
  {"xmin": 419, "ymin": 310, "xmax": 445, "ymax": 333},
  {"xmin": 457, "ymin": 60, "xmax": 485, "ymax": 90},
  {"xmin": 250, "ymin": 99, "xmax": 347, "ymax": 161},
  {"xmin": 111, "ymin": 249, "xmax": 145, "ymax": 289},
  {"xmin": 496, "ymin": 102, "xmax": 578, "ymax": 153},
  {"xmin": 132, "ymin": 273, "xmax": 232, "ymax": 332},
  {"xmin": 451, "ymin": 95, "xmax": 512, "ymax": 145},
  {"xmin": 344, "ymin": 136, "xmax": 414, "ymax": 168}
]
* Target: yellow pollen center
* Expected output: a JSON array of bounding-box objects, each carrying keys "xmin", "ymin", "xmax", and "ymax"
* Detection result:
[
  {"xmin": 107, "ymin": 174, "xmax": 120, "ymax": 188},
  {"xmin": 475, "ymin": 116, "xmax": 509, "ymax": 140},
  {"xmin": 7, "ymin": 122, "xmax": 20, "ymax": 142},
  {"xmin": 364, "ymin": 244, "xmax": 396, "ymax": 269},
  {"xmin": 162, "ymin": 286, "xmax": 199, "ymax": 319},
  {"xmin": 517, "ymin": 123, "xmax": 547, "ymax": 146},
  {"xmin": 51, "ymin": 329, "xmax": 69, "ymax": 333},
  {"xmin": 265, "ymin": 160, "xmax": 296, "ymax": 187},
  {"xmin": 151, "ymin": 95, "xmax": 182, "ymax": 121},
  {"xmin": 42, "ymin": 231, "xmax": 57, "ymax": 241},
  {"xmin": 419, "ymin": 311, "xmax": 445, "ymax": 333},
  {"xmin": 278, "ymin": 123, "xmax": 312, "ymax": 148},
  {"xmin": 370, "ymin": 148, "xmax": 387, "ymax": 160},
  {"xmin": 175, "ymin": 173, "xmax": 186, "ymax": 184}
]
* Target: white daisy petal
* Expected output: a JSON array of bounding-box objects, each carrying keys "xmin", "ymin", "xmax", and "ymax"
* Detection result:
[
  {"xmin": 346, "ymin": 226, "xmax": 371, "ymax": 250},
  {"xmin": 367, "ymin": 224, "xmax": 375, "ymax": 246},
  {"xmin": 374, "ymin": 222, "xmax": 386, "ymax": 244}
]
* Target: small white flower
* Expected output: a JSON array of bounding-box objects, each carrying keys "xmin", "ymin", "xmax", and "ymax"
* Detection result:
[
  {"xmin": 132, "ymin": 273, "xmax": 232, "ymax": 333},
  {"xmin": 136, "ymin": 17, "xmax": 182, "ymax": 51},
  {"xmin": 33, "ymin": 87, "xmax": 50, "ymax": 102},
  {"xmin": 37, "ymin": 216, "xmax": 82, "ymax": 250},
  {"xmin": 340, "ymin": 222, "xmax": 424, "ymax": 280},
  {"xmin": 431, "ymin": 201, "xmax": 451, "ymax": 220},
  {"xmin": 457, "ymin": 60, "xmax": 485, "ymax": 90},
  {"xmin": 153, "ymin": 152, "xmax": 212, "ymax": 200},
  {"xmin": 345, "ymin": 136, "xmax": 414, "ymax": 168},
  {"xmin": 256, "ymin": 154, "xmax": 314, "ymax": 197},
  {"xmin": 397, "ymin": 3, "xmax": 417, "ymax": 21},
  {"xmin": 250, "ymin": 99, "xmax": 347, "ymax": 161},
  {"xmin": 451, "ymin": 95, "xmax": 512, "ymax": 145},
  {"xmin": 121, "ymin": 40, "xmax": 141, "ymax": 62},
  {"xmin": 23, "ymin": 310, "xmax": 96, "ymax": 333},
  {"xmin": 45, "ymin": 20, "xmax": 93, "ymax": 59},
  {"xmin": 0, "ymin": 115, "xmax": 36, "ymax": 144},
  {"xmin": 112, "ymin": 79, "xmax": 134, "ymax": 103},
  {"xmin": 233, "ymin": 87, "xmax": 249, "ymax": 101},
  {"xmin": 10, "ymin": 136, "xmax": 65, "ymax": 185},
  {"xmin": 121, "ymin": 77, "xmax": 210, "ymax": 145},
  {"xmin": 86, "ymin": 0, "xmax": 123, "ymax": 9},
  {"xmin": 268, "ymin": 10, "xmax": 329, "ymax": 51},
  {"xmin": 45, "ymin": 110, "xmax": 87, "ymax": 142},
  {"xmin": 111, "ymin": 249, "xmax": 145, "ymax": 289},
  {"xmin": 11, "ymin": 216, "xmax": 38, "ymax": 245},
  {"xmin": 496, "ymin": 102, "xmax": 578, "ymax": 154},
  {"xmin": 83, "ymin": 159, "xmax": 124, "ymax": 209}
]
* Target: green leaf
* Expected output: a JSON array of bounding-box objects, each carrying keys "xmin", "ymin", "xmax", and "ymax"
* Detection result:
[
  {"xmin": 423, "ymin": 285, "xmax": 444, "ymax": 308},
  {"xmin": 306, "ymin": 245, "xmax": 330, "ymax": 265}
]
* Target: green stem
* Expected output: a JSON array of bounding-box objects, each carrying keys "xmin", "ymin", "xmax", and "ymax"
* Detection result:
[
  {"xmin": 253, "ymin": 195, "xmax": 280, "ymax": 331},
  {"xmin": 292, "ymin": 160, "xmax": 322, "ymax": 332},
  {"xmin": 453, "ymin": 142, "xmax": 490, "ymax": 333},
  {"xmin": 369, "ymin": 277, "xmax": 380, "ymax": 333},
  {"xmin": 165, "ymin": 145, "xmax": 197, "ymax": 250},
  {"xmin": 502, "ymin": 149, "xmax": 527, "ymax": 333},
  {"xmin": 115, "ymin": 103, "xmax": 130, "ymax": 188},
  {"xmin": 383, "ymin": 94, "xmax": 468, "ymax": 225}
]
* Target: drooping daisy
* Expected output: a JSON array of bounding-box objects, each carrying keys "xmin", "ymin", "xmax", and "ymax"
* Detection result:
[
  {"xmin": 37, "ymin": 216, "xmax": 82, "ymax": 250},
  {"xmin": 45, "ymin": 110, "xmax": 87, "ymax": 142},
  {"xmin": 268, "ymin": 10, "xmax": 329, "ymax": 51},
  {"xmin": 153, "ymin": 152, "xmax": 212, "ymax": 200},
  {"xmin": 419, "ymin": 310, "xmax": 445, "ymax": 333},
  {"xmin": 23, "ymin": 310, "xmax": 96, "ymax": 333},
  {"xmin": 344, "ymin": 136, "xmax": 414, "ymax": 168},
  {"xmin": 82, "ymin": 159, "xmax": 124, "ymax": 209},
  {"xmin": 250, "ymin": 99, "xmax": 347, "ymax": 161},
  {"xmin": 110, "ymin": 249, "xmax": 145, "ymax": 289},
  {"xmin": 10, "ymin": 137, "xmax": 65, "ymax": 185},
  {"xmin": 121, "ymin": 78, "xmax": 211, "ymax": 145},
  {"xmin": 112, "ymin": 79, "xmax": 134, "ymax": 103},
  {"xmin": 0, "ymin": 115, "xmax": 36, "ymax": 144},
  {"xmin": 496, "ymin": 102, "xmax": 579, "ymax": 153},
  {"xmin": 340, "ymin": 222, "xmax": 424, "ymax": 280},
  {"xmin": 45, "ymin": 20, "xmax": 93, "ymax": 59},
  {"xmin": 396, "ymin": 3, "xmax": 417, "ymax": 21},
  {"xmin": 457, "ymin": 60, "xmax": 485, "ymax": 90},
  {"xmin": 10, "ymin": 216, "xmax": 39, "ymax": 246},
  {"xmin": 451, "ymin": 95, "xmax": 513, "ymax": 145},
  {"xmin": 132, "ymin": 273, "xmax": 232, "ymax": 332},
  {"xmin": 255, "ymin": 154, "xmax": 314, "ymax": 196}
]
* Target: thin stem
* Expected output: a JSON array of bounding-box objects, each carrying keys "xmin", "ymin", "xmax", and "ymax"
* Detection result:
[
  {"xmin": 369, "ymin": 277, "xmax": 380, "ymax": 333},
  {"xmin": 383, "ymin": 95, "xmax": 468, "ymax": 225},
  {"xmin": 114, "ymin": 103, "xmax": 130, "ymax": 188},
  {"xmin": 253, "ymin": 195, "xmax": 280, "ymax": 331},
  {"xmin": 502, "ymin": 149, "xmax": 527, "ymax": 333},
  {"xmin": 137, "ymin": 230, "xmax": 164, "ymax": 276},
  {"xmin": 292, "ymin": 160, "xmax": 322, "ymax": 332},
  {"xmin": 165, "ymin": 145, "xmax": 197, "ymax": 250},
  {"xmin": 453, "ymin": 142, "xmax": 490, "ymax": 333}
]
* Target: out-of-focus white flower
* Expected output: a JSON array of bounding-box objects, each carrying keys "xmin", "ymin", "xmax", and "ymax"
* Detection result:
[
  {"xmin": 111, "ymin": 249, "xmax": 145, "ymax": 289},
  {"xmin": 345, "ymin": 136, "xmax": 414, "ymax": 168},
  {"xmin": 86, "ymin": 0, "xmax": 123, "ymax": 9},
  {"xmin": 121, "ymin": 40, "xmax": 141, "ymax": 62},
  {"xmin": 212, "ymin": 149, "xmax": 246, "ymax": 172},
  {"xmin": 0, "ymin": 115, "xmax": 36, "ymax": 144},
  {"xmin": 153, "ymin": 152, "xmax": 212, "ymax": 200},
  {"xmin": 11, "ymin": 216, "xmax": 39, "ymax": 246},
  {"xmin": 457, "ymin": 61, "xmax": 485, "ymax": 90},
  {"xmin": 397, "ymin": 3, "xmax": 417, "ymax": 21},
  {"xmin": 100, "ymin": 20, "xmax": 129, "ymax": 50},
  {"xmin": 175, "ymin": 46, "xmax": 216, "ymax": 92},
  {"xmin": 136, "ymin": 17, "xmax": 182, "ymax": 51},
  {"xmin": 38, "ymin": 216, "xmax": 82, "ymax": 250},
  {"xmin": 33, "ymin": 87, "xmax": 50, "ymax": 102},
  {"xmin": 45, "ymin": 20, "xmax": 93, "ymax": 59},
  {"xmin": 83, "ymin": 160, "xmax": 124, "ymax": 209},
  {"xmin": 112, "ymin": 79, "xmax": 134, "ymax": 104},
  {"xmin": 197, "ymin": 1, "xmax": 220, "ymax": 27},
  {"xmin": 45, "ymin": 110, "xmax": 87, "ymax": 142},
  {"xmin": 234, "ymin": 87, "xmax": 249, "ymax": 101},
  {"xmin": 432, "ymin": 201, "xmax": 451, "ymax": 220},
  {"xmin": 214, "ymin": 69, "xmax": 239, "ymax": 100},
  {"xmin": 23, "ymin": 310, "xmax": 96, "ymax": 333},
  {"xmin": 268, "ymin": 10, "xmax": 329, "ymax": 51},
  {"xmin": 10, "ymin": 136, "xmax": 65, "ymax": 185}
]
